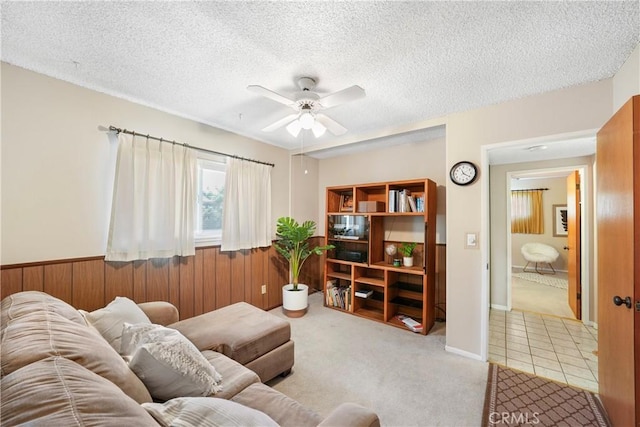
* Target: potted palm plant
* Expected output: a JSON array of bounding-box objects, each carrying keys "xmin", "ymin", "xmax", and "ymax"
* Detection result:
[
  {"xmin": 398, "ymin": 242, "xmax": 417, "ymax": 267},
  {"xmin": 274, "ymin": 217, "xmax": 334, "ymax": 317}
]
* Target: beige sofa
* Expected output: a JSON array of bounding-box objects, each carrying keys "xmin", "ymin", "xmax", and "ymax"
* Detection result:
[{"xmin": 0, "ymin": 291, "xmax": 379, "ymax": 427}]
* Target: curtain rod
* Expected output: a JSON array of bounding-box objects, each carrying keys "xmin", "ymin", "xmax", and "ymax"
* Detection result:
[
  {"xmin": 107, "ymin": 126, "xmax": 275, "ymax": 167},
  {"xmin": 511, "ymin": 188, "xmax": 549, "ymax": 191}
]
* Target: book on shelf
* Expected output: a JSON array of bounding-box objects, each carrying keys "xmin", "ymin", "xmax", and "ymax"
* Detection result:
[
  {"xmin": 388, "ymin": 190, "xmax": 398, "ymax": 213},
  {"xmin": 395, "ymin": 314, "xmax": 423, "ymax": 333},
  {"xmin": 398, "ymin": 189, "xmax": 413, "ymax": 213},
  {"xmin": 355, "ymin": 289, "xmax": 373, "ymax": 298},
  {"xmin": 407, "ymin": 196, "xmax": 417, "ymax": 212}
]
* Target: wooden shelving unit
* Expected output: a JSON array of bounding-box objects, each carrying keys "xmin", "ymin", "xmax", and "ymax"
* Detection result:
[{"xmin": 323, "ymin": 178, "xmax": 437, "ymax": 335}]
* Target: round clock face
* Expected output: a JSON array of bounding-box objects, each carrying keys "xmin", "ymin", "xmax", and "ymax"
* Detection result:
[{"xmin": 450, "ymin": 161, "xmax": 478, "ymax": 186}]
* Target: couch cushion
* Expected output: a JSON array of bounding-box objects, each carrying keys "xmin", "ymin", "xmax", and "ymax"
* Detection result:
[
  {"xmin": 85, "ymin": 296, "xmax": 152, "ymax": 353},
  {"xmin": 201, "ymin": 350, "xmax": 260, "ymax": 400},
  {"xmin": 1, "ymin": 356, "xmax": 157, "ymax": 426},
  {"xmin": 124, "ymin": 323, "xmax": 223, "ymax": 401},
  {"xmin": 0, "ymin": 291, "xmax": 85, "ymax": 330},
  {"xmin": 171, "ymin": 302, "xmax": 290, "ymax": 365},
  {"xmin": 231, "ymin": 382, "xmax": 323, "ymax": 427},
  {"xmin": 142, "ymin": 397, "xmax": 278, "ymax": 427},
  {"xmin": 0, "ymin": 310, "xmax": 152, "ymax": 403}
]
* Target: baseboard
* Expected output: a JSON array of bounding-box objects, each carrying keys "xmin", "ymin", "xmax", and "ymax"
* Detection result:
[
  {"xmin": 445, "ymin": 345, "xmax": 483, "ymax": 361},
  {"xmin": 583, "ymin": 320, "xmax": 598, "ymax": 329},
  {"xmin": 490, "ymin": 304, "xmax": 508, "ymax": 311}
]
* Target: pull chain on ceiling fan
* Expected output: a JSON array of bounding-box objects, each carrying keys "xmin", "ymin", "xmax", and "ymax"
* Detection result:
[{"xmin": 247, "ymin": 77, "xmax": 365, "ymax": 138}]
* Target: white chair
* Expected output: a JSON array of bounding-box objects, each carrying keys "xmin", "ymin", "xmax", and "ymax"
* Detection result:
[{"xmin": 521, "ymin": 243, "xmax": 560, "ymax": 275}]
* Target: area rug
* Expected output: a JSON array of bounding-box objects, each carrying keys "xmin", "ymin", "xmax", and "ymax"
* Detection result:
[
  {"xmin": 482, "ymin": 364, "xmax": 609, "ymax": 426},
  {"xmin": 513, "ymin": 272, "xmax": 568, "ymax": 290}
]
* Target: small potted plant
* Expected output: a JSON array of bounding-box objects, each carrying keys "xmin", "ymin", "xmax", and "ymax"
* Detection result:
[
  {"xmin": 398, "ymin": 242, "xmax": 417, "ymax": 267},
  {"xmin": 274, "ymin": 217, "xmax": 334, "ymax": 317}
]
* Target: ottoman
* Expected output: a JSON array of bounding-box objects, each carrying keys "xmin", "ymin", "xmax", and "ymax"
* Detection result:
[{"xmin": 170, "ymin": 302, "xmax": 294, "ymax": 382}]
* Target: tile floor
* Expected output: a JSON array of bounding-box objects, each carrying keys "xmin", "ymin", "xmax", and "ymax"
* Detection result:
[{"xmin": 489, "ymin": 309, "xmax": 599, "ymax": 393}]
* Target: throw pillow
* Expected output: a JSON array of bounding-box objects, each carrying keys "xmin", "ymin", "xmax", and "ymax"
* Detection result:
[
  {"xmin": 84, "ymin": 296, "xmax": 151, "ymax": 353},
  {"xmin": 121, "ymin": 321, "xmax": 179, "ymax": 356},
  {"xmin": 124, "ymin": 323, "xmax": 223, "ymax": 401},
  {"xmin": 142, "ymin": 397, "xmax": 278, "ymax": 427}
]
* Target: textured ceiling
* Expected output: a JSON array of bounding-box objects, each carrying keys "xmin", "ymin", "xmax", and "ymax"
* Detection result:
[{"xmin": 2, "ymin": 1, "xmax": 638, "ymax": 158}]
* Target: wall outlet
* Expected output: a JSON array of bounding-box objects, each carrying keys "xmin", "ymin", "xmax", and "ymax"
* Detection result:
[{"xmin": 261, "ymin": 285, "xmax": 267, "ymax": 294}]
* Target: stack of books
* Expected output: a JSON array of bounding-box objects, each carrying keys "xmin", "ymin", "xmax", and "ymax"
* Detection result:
[
  {"xmin": 326, "ymin": 281, "xmax": 352, "ymax": 311},
  {"xmin": 388, "ymin": 189, "xmax": 425, "ymax": 213},
  {"xmin": 396, "ymin": 314, "xmax": 423, "ymax": 333}
]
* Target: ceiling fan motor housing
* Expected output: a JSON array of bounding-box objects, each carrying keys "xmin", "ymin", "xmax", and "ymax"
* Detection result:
[{"xmin": 297, "ymin": 77, "xmax": 316, "ymax": 91}]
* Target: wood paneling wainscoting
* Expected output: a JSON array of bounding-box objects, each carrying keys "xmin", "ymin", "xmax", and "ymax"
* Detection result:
[
  {"xmin": 435, "ymin": 244, "xmax": 446, "ymax": 321},
  {"xmin": 0, "ymin": 238, "xmax": 440, "ymax": 322},
  {"xmin": 0, "ymin": 243, "xmax": 310, "ymax": 319}
]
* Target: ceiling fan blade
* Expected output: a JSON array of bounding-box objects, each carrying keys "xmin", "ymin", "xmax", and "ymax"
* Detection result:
[
  {"xmin": 315, "ymin": 114, "xmax": 347, "ymax": 136},
  {"xmin": 317, "ymin": 85, "xmax": 366, "ymax": 109},
  {"xmin": 262, "ymin": 113, "xmax": 299, "ymax": 132},
  {"xmin": 247, "ymin": 85, "xmax": 296, "ymax": 107}
]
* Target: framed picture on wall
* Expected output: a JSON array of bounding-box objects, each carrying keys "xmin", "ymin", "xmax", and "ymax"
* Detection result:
[{"xmin": 552, "ymin": 204, "xmax": 568, "ymax": 237}]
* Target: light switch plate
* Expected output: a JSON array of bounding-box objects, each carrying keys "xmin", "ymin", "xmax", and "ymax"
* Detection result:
[{"xmin": 465, "ymin": 232, "xmax": 478, "ymax": 249}]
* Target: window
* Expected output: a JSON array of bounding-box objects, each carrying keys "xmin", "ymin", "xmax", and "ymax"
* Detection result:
[
  {"xmin": 511, "ymin": 189, "xmax": 543, "ymax": 234},
  {"xmin": 195, "ymin": 156, "xmax": 226, "ymax": 244}
]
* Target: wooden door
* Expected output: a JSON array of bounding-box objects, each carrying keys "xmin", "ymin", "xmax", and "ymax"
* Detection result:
[
  {"xmin": 596, "ymin": 95, "xmax": 638, "ymax": 426},
  {"xmin": 566, "ymin": 171, "xmax": 581, "ymax": 320}
]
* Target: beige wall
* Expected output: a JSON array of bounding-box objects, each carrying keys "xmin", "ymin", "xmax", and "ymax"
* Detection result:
[
  {"xmin": 613, "ymin": 43, "xmax": 640, "ymax": 112},
  {"xmin": 317, "ymin": 137, "xmax": 447, "ymax": 243},
  {"xmin": 290, "ymin": 154, "xmax": 320, "ymax": 227},
  {"xmin": 446, "ymin": 80, "xmax": 612, "ymax": 358},
  {"xmin": 1, "ymin": 63, "xmax": 291, "ymax": 264}
]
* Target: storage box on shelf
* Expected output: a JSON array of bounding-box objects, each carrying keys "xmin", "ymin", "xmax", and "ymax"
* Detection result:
[{"xmin": 324, "ymin": 178, "xmax": 437, "ymax": 335}]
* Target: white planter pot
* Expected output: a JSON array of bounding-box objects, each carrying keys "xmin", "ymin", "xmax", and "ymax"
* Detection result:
[
  {"xmin": 403, "ymin": 256, "xmax": 414, "ymax": 267},
  {"xmin": 282, "ymin": 283, "xmax": 309, "ymax": 317}
]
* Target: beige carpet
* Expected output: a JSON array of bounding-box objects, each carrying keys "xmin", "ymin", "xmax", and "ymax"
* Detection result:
[
  {"xmin": 512, "ymin": 272, "xmax": 568, "ymax": 289},
  {"xmin": 482, "ymin": 364, "xmax": 610, "ymax": 426},
  {"xmin": 511, "ymin": 275, "xmax": 575, "ymax": 319},
  {"xmin": 268, "ymin": 292, "xmax": 488, "ymax": 426}
]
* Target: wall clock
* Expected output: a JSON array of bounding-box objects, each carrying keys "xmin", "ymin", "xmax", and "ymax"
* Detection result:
[{"xmin": 449, "ymin": 161, "xmax": 478, "ymax": 186}]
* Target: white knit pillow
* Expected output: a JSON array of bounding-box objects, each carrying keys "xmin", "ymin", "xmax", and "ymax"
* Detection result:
[{"xmin": 123, "ymin": 323, "xmax": 222, "ymax": 401}]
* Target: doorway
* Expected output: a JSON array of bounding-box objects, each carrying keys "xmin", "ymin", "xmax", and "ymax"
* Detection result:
[
  {"xmin": 482, "ymin": 132, "xmax": 597, "ymax": 389},
  {"xmin": 507, "ymin": 169, "xmax": 582, "ymax": 319}
]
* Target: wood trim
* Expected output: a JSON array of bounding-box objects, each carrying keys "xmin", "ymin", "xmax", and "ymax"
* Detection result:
[
  {"xmin": 1, "ymin": 256, "xmax": 105, "ymax": 270},
  {"xmin": 0, "ymin": 244, "xmax": 304, "ymax": 320}
]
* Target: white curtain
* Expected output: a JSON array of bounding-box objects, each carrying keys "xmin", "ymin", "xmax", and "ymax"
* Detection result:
[
  {"xmin": 106, "ymin": 133, "xmax": 197, "ymax": 261},
  {"xmin": 221, "ymin": 157, "xmax": 272, "ymax": 251}
]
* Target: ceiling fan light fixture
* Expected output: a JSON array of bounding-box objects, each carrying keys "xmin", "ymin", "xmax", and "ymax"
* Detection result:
[
  {"xmin": 311, "ymin": 120, "xmax": 326, "ymax": 137},
  {"xmin": 286, "ymin": 120, "xmax": 302, "ymax": 137},
  {"xmin": 299, "ymin": 112, "xmax": 315, "ymax": 129}
]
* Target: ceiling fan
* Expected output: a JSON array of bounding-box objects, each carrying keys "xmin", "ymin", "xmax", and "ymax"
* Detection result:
[{"xmin": 247, "ymin": 77, "xmax": 365, "ymax": 138}]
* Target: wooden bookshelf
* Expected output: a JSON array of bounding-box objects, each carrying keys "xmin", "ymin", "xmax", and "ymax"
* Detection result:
[{"xmin": 323, "ymin": 178, "xmax": 437, "ymax": 335}]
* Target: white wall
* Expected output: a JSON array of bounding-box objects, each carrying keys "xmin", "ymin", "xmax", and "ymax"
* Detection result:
[
  {"xmin": 1, "ymin": 63, "xmax": 291, "ymax": 264},
  {"xmin": 445, "ymin": 79, "xmax": 612, "ymax": 358}
]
